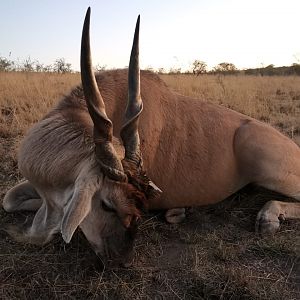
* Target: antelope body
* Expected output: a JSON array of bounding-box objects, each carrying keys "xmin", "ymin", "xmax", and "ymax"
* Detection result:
[
  {"xmin": 73, "ymin": 68, "xmax": 300, "ymax": 228},
  {"xmin": 3, "ymin": 8, "xmax": 300, "ymax": 266}
]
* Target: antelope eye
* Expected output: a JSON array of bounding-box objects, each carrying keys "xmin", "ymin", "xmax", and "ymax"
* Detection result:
[{"xmin": 101, "ymin": 200, "xmax": 116, "ymax": 213}]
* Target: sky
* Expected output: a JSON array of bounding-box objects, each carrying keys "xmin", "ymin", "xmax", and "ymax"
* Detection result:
[{"xmin": 1, "ymin": 0, "xmax": 300, "ymax": 71}]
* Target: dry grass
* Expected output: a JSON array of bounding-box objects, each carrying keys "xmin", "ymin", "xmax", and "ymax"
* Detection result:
[
  {"xmin": 0, "ymin": 72, "xmax": 300, "ymax": 299},
  {"xmin": 0, "ymin": 72, "xmax": 80, "ymax": 138}
]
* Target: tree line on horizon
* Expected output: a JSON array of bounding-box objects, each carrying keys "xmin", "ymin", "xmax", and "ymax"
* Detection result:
[
  {"xmin": 0, "ymin": 56, "xmax": 72, "ymax": 73},
  {"xmin": 1, "ymin": 55, "xmax": 300, "ymax": 76},
  {"xmin": 167, "ymin": 60, "xmax": 300, "ymax": 76}
]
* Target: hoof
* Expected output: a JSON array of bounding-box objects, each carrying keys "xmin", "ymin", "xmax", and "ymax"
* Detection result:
[
  {"xmin": 165, "ymin": 208, "xmax": 186, "ymax": 224},
  {"xmin": 255, "ymin": 212, "xmax": 284, "ymax": 235},
  {"xmin": 255, "ymin": 201, "xmax": 286, "ymax": 235}
]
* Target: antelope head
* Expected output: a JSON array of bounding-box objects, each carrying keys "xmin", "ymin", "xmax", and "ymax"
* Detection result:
[{"xmin": 60, "ymin": 8, "xmax": 160, "ymax": 267}]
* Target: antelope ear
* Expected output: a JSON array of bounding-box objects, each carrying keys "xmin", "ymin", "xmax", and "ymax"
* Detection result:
[{"xmin": 61, "ymin": 189, "xmax": 93, "ymax": 243}]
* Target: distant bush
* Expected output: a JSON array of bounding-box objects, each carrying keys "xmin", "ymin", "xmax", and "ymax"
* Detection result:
[
  {"xmin": 212, "ymin": 62, "xmax": 238, "ymax": 75},
  {"xmin": 191, "ymin": 60, "xmax": 207, "ymax": 76},
  {"xmin": 0, "ymin": 57, "xmax": 15, "ymax": 72},
  {"xmin": 53, "ymin": 58, "xmax": 72, "ymax": 73}
]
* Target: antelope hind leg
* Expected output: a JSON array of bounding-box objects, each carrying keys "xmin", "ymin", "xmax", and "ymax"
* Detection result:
[
  {"xmin": 2, "ymin": 180, "xmax": 42, "ymax": 212},
  {"xmin": 256, "ymin": 201, "xmax": 300, "ymax": 234}
]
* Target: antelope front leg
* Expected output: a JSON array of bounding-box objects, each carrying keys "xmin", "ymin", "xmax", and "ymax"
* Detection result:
[{"xmin": 256, "ymin": 201, "xmax": 300, "ymax": 234}]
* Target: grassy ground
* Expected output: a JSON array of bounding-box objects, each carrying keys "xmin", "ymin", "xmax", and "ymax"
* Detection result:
[{"xmin": 0, "ymin": 72, "xmax": 299, "ymax": 299}]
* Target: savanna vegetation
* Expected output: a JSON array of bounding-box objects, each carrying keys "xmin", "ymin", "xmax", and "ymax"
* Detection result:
[{"xmin": 0, "ymin": 71, "xmax": 299, "ymax": 299}]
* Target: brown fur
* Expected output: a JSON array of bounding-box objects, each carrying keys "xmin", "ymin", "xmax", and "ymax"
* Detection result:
[{"xmin": 96, "ymin": 70, "xmax": 300, "ymax": 232}]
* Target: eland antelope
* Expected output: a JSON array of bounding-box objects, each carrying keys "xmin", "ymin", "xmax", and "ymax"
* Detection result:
[{"xmin": 3, "ymin": 8, "xmax": 300, "ymax": 266}]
